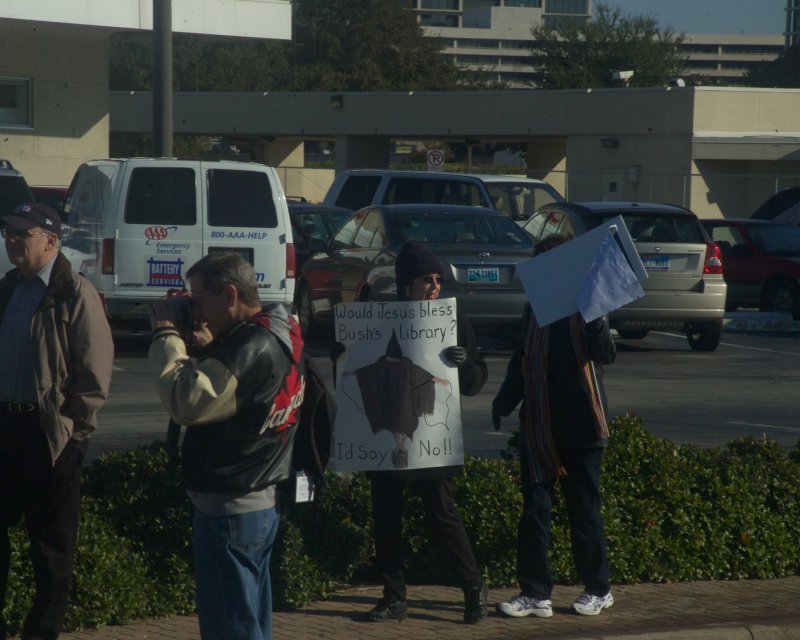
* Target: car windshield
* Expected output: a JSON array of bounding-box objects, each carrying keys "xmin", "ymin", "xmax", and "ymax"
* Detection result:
[
  {"xmin": 609, "ymin": 214, "xmax": 706, "ymax": 243},
  {"xmin": 748, "ymin": 224, "xmax": 800, "ymax": 256},
  {"xmin": 485, "ymin": 182, "xmax": 560, "ymax": 221},
  {"xmin": 392, "ymin": 212, "xmax": 532, "ymax": 245},
  {"xmin": 291, "ymin": 210, "xmax": 351, "ymax": 243}
]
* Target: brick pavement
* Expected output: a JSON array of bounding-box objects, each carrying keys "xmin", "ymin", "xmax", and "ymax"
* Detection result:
[{"xmin": 54, "ymin": 576, "xmax": 800, "ymax": 640}]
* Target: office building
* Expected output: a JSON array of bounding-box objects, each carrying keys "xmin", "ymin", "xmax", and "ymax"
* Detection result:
[{"xmin": 411, "ymin": 0, "xmax": 783, "ymax": 86}]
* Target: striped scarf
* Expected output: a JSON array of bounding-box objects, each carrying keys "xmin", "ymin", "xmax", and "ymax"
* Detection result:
[{"xmin": 521, "ymin": 313, "xmax": 609, "ymax": 483}]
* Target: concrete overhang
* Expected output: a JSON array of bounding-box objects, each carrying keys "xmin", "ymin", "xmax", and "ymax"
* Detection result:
[
  {"xmin": 692, "ymin": 134, "xmax": 800, "ymax": 161},
  {"xmin": 109, "ymin": 87, "xmax": 696, "ymax": 138},
  {"xmin": 0, "ymin": 0, "xmax": 291, "ymax": 39}
]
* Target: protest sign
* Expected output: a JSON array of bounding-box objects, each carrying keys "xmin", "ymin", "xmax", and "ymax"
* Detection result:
[
  {"xmin": 517, "ymin": 216, "xmax": 647, "ymax": 327},
  {"xmin": 332, "ymin": 298, "xmax": 463, "ymax": 473}
]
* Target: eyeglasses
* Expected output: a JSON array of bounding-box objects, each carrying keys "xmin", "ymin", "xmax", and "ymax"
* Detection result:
[
  {"xmin": 422, "ymin": 275, "xmax": 443, "ymax": 285},
  {"xmin": 1, "ymin": 228, "xmax": 52, "ymax": 240}
]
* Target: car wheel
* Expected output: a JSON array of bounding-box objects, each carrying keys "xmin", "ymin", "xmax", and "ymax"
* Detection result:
[
  {"xmin": 686, "ymin": 320, "xmax": 723, "ymax": 352},
  {"xmin": 616, "ymin": 329, "xmax": 649, "ymax": 340},
  {"xmin": 765, "ymin": 279, "xmax": 800, "ymax": 320},
  {"xmin": 296, "ymin": 284, "xmax": 319, "ymax": 338}
]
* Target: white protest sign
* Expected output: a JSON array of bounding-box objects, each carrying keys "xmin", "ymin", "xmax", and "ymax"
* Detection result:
[
  {"xmin": 576, "ymin": 229, "xmax": 645, "ymax": 323},
  {"xmin": 517, "ymin": 216, "xmax": 647, "ymax": 327},
  {"xmin": 333, "ymin": 298, "xmax": 463, "ymax": 473}
]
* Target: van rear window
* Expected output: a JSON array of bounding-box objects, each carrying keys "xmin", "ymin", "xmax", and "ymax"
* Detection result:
[
  {"xmin": 125, "ymin": 167, "xmax": 196, "ymax": 225},
  {"xmin": 208, "ymin": 170, "xmax": 278, "ymax": 228}
]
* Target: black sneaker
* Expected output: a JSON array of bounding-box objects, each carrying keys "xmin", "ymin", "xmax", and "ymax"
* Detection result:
[
  {"xmin": 364, "ymin": 598, "xmax": 408, "ymax": 622},
  {"xmin": 463, "ymin": 580, "xmax": 488, "ymax": 624}
]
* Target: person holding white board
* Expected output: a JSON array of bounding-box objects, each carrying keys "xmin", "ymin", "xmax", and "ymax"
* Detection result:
[{"xmin": 493, "ymin": 233, "xmax": 617, "ymax": 620}]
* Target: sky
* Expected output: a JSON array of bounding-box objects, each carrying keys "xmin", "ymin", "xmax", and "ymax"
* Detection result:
[{"xmin": 602, "ymin": 0, "xmax": 786, "ymax": 35}]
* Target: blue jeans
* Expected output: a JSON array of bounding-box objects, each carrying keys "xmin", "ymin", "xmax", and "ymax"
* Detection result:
[
  {"xmin": 192, "ymin": 507, "xmax": 280, "ymax": 640},
  {"xmin": 517, "ymin": 447, "xmax": 610, "ymax": 600}
]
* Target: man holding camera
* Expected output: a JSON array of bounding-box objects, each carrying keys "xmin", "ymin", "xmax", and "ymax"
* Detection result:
[{"xmin": 148, "ymin": 252, "xmax": 305, "ymax": 640}]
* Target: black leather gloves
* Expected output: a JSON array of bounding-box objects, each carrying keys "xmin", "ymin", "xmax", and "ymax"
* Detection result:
[
  {"xmin": 330, "ymin": 341, "xmax": 346, "ymax": 362},
  {"xmin": 443, "ymin": 345, "xmax": 468, "ymax": 366},
  {"xmin": 586, "ymin": 317, "xmax": 606, "ymax": 335},
  {"xmin": 491, "ymin": 406, "xmax": 502, "ymax": 431}
]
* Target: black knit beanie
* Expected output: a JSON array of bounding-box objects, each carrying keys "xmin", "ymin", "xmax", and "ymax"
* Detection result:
[{"xmin": 395, "ymin": 241, "xmax": 444, "ymax": 300}]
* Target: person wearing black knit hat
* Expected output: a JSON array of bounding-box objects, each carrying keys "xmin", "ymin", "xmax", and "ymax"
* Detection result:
[{"xmin": 335, "ymin": 240, "xmax": 490, "ymax": 625}]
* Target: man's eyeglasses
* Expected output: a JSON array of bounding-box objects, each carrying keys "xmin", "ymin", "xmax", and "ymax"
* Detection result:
[
  {"xmin": 422, "ymin": 275, "xmax": 443, "ymax": 285},
  {"xmin": 1, "ymin": 228, "xmax": 51, "ymax": 240}
]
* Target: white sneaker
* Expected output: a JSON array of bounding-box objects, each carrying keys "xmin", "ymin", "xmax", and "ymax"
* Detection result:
[
  {"xmin": 572, "ymin": 591, "xmax": 614, "ymax": 616},
  {"xmin": 497, "ymin": 593, "xmax": 553, "ymax": 618}
]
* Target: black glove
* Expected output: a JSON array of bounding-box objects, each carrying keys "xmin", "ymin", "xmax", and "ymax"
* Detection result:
[
  {"xmin": 491, "ymin": 406, "xmax": 502, "ymax": 431},
  {"xmin": 586, "ymin": 317, "xmax": 605, "ymax": 335},
  {"xmin": 330, "ymin": 341, "xmax": 346, "ymax": 363},
  {"xmin": 443, "ymin": 345, "xmax": 468, "ymax": 367},
  {"xmin": 165, "ymin": 419, "xmax": 181, "ymax": 468}
]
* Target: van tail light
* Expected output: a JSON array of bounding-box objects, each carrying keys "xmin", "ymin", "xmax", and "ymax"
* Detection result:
[
  {"xmin": 101, "ymin": 239, "xmax": 115, "ymax": 275},
  {"xmin": 704, "ymin": 241, "xmax": 723, "ymax": 275},
  {"xmin": 286, "ymin": 242, "xmax": 296, "ymax": 279}
]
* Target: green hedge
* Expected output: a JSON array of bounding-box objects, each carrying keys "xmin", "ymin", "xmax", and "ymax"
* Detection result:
[{"xmin": 3, "ymin": 415, "xmax": 799, "ymax": 634}]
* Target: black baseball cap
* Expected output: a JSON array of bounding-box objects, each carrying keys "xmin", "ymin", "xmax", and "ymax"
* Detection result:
[{"xmin": 1, "ymin": 202, "xmax": 62, "ymax": 238}]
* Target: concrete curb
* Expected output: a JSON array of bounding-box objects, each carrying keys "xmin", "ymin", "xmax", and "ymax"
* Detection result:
[
  {"xmin": 722, "ymin": 310, "xmax": 800, "ymax": 333},
  {"xmin": 586, "ymin": 619, "xmax": 800, "ymax": 640}
]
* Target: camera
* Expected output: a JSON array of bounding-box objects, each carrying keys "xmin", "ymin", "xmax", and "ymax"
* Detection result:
[{"xmin": 166, "ymin": 289, "xmax": 195, "ymax": 346}]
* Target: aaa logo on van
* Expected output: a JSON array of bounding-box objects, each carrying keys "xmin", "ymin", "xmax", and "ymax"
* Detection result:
[{"xmin": 145, "ymin": 226, "xmax": 178, "ymax": 243}]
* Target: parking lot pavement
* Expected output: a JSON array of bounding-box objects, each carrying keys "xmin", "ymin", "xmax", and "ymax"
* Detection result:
[{"xmin": 723, "ymin": 310, "xmax": 800, "ymax": 332}]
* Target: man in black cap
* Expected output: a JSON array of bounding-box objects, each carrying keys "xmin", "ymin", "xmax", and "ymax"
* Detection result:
[
  {"xmin": 334, "ymin": 240, "xmax": 490, "ymax": 624},
  {"xmin": 0, "ymin": 203, "xmax": 113, "ymax": 640}
]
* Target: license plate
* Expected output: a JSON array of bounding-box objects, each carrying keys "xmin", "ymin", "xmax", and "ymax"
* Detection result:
[
  {"xmin": 642, "ymin": 255, "xmax": 670, "ymax": 271},
  {"xmin": 468, "ymin": 267, "xmax": 499, "ymax": 283}
]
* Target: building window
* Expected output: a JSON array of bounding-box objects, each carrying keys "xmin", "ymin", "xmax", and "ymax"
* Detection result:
[
  {"xmin": 419, "ymin": 12, "xmax": 460, "ymax": 26},
  {"xmin": 457, "ymin": 38, "xmax": 502, "ymax": 48},
  {"xmin": 464, "ymin": 0, "xmax": 501, "ymax": 8},
  {"xmin": 545, "ymin": 0, "xmax": 588, "ymax": 14},
  {"xmin": 0, "ymin": 77, "xmax": 31, "ymax": 128},
  {"xmin": 543, "ymin": 13, "xmax": 589, "ymax": 28},
  {"xmin": 421, "ymin": 0, "xmax": 460, "ymax": 9},
  {"xmin": 505, "ymin": 0, "xmax": 541, "ymax": 7}
]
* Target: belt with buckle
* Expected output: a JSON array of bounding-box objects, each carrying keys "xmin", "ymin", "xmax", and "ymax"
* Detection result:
[{"xmin": 0, "ymin": 401, "xmax": 38, "ymax": 414}]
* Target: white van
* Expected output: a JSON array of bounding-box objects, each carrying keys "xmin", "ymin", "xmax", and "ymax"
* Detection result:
[{"xmin": 61, "ymin": 158, "xmax": 295, "ymax": 326}]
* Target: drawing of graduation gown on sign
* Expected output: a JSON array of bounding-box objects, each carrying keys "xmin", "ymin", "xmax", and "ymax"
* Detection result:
[{"xmin": 351, "ymin": 330, "xmax": 445, "ymax": 468}]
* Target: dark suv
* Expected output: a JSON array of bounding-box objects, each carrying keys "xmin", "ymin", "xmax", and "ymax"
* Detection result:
[
  {"xmin": 0, "ymin": 160, "xmax": 36, "ymax": 273},
  {"xmin": 0, "ymin": 160, "xmax": 34, "ymax": 216}
]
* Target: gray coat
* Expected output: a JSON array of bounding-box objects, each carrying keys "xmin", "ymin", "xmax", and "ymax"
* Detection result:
[{"xmin": 0, "ymin": 253, "xmax": 114, "ymax": 464}]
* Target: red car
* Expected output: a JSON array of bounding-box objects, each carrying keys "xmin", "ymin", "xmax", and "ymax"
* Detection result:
[
  {"xmin": 701, "ymin": 218, "xmax": 800, "ymax": 319},
  {"xmin": 30, "ymin": 185, "xmax": 68, "ymax": 213}
]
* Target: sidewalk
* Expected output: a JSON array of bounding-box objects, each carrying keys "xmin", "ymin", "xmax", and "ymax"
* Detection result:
[
  {"xmin": 58, "ymin": 576, "xmax": 800, "ymax": 640},
  {"xmin": 722, "ymin": 310, "xmax": 800, "ymax": 333}
]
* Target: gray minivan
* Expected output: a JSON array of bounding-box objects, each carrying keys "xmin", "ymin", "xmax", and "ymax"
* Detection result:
[{"xmin": 322, "ymin": 169, "xmax": 563, "ymax": 221}]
